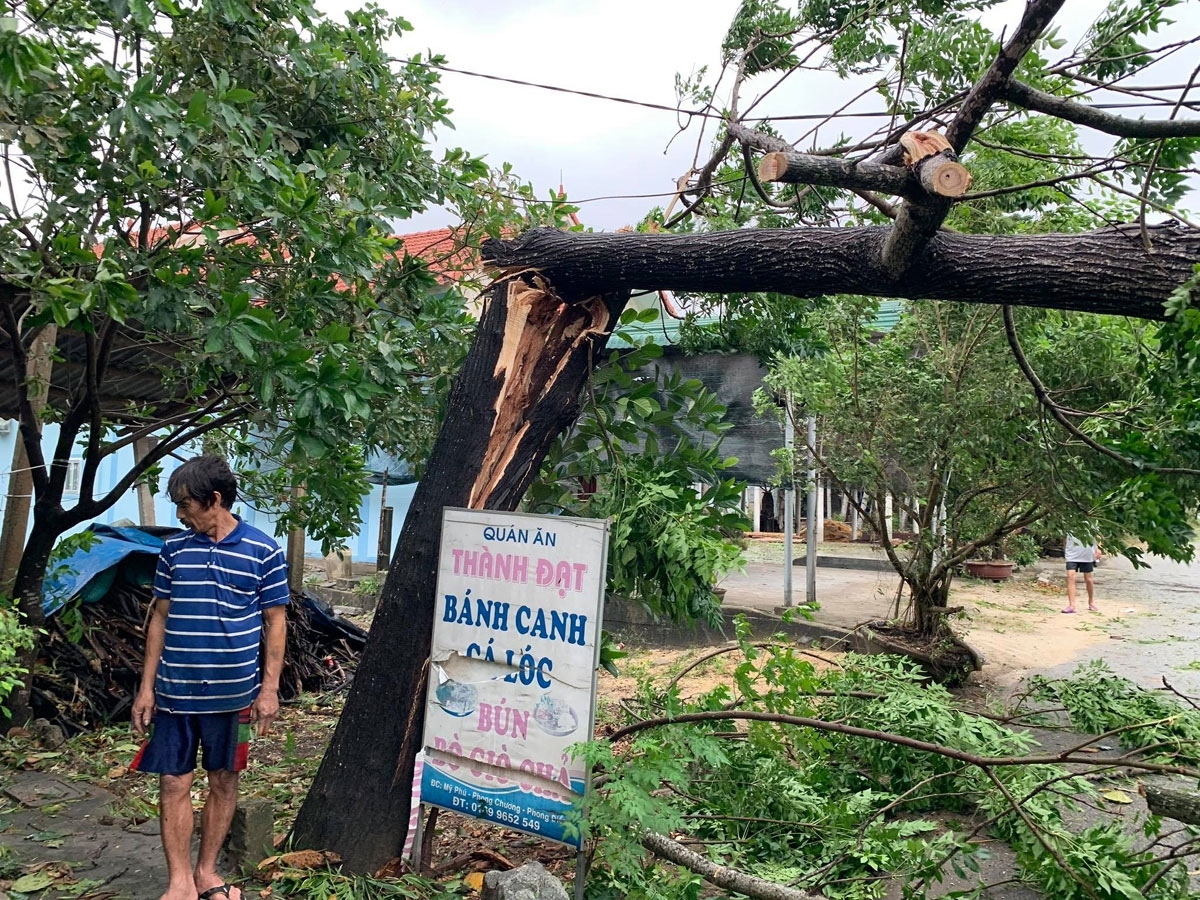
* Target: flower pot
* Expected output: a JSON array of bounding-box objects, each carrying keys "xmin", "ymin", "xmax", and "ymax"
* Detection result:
[{"xmin": 964, "ymin": 559, "xmax": 1014, "ymax": 581}]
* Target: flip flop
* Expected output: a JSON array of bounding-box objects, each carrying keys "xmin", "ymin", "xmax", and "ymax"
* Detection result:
[
  {"xmin": 1061, "ymin": 608, "xmax": 1076, "ymax": 614},
  {"xmin": 199, "ymin": 885, "xmax": 242, "ymax": 900},
  {"xmin": 1088, "ymin": 607, "xmax": 1100, "ymax": 613}
]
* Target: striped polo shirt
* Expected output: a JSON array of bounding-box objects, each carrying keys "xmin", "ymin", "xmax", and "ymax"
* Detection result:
[{"xmin": 152, "ymin": 517, "xmax": 289, "ymax": 714}]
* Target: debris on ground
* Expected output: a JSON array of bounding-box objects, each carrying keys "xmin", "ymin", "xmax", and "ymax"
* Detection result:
[
  {"xmin": 31, "ymin": 523, "xmax": 366, "ymax": 735},
  {"xmin": 34, "ymin": 582, "xmax": 365, "ymax": 735}
]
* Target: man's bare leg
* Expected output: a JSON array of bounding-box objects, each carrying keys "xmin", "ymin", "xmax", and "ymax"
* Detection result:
[
  {"xmin": 160, "ymin": 773, "xmax": 198, "ymax": 900},
  {"xmin": 193, "ymin": 769, "xmax": 241, "ymax": 900},
  {"xmin": 1084, "ymin": 572, "xmax": 1097, "ymax": 611},
  {"xmin": 1064, "ymin": 569, "xmax": 1077, "ymax": 612}
]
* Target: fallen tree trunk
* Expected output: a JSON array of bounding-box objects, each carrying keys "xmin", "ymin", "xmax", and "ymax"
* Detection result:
[
  {"xmin": 483, "ymin": 224, "xmax": 1200, "ymax": 320},
  {"xmin": 1145, "ymin": 783, "xmax": 1200, "ymax": 825}
]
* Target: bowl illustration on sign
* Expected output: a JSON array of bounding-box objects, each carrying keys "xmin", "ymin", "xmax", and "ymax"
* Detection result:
[
  {"xmin": 533, "ymin": 695, "xmax": 579, "ymax": 736},
  {"xmin": 435, "ymin": 680, "xmax": 478, "ymax": 717}
]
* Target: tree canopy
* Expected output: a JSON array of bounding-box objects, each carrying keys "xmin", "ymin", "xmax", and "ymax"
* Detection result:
[
  {"xmin": 293, "ymin": 0, "xmax": 1200, "ymax": 877},
  {"xmin": 762, "ymin": 298, "xmax": 1179, "ymax": 652},
  {"xmin": 0, "ymin": 0, "xmax": 498, "ymax": 720}
]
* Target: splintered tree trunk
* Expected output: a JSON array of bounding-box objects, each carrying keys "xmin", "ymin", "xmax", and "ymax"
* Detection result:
[
  {"xmin": 290, "ymin": 277, "xmax": 628, "ymax": 872},
  {"xmin": 481, "ymin": 224, "xmax": 1200, "ymax": 320}
]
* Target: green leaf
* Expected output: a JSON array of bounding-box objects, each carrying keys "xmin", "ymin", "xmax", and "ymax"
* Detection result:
[
  {"xmin": 184, "ymin": 90, "xmax": 209, "ymax": 123},
  {"xmin": 13, "ymin": 871, "xmax": 55, "ymax": 892}
]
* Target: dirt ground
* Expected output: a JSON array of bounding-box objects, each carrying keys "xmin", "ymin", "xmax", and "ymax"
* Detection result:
[
  {"xmin": 0, "ymin": 642, "xmax": 850, "ymax": 898},
  {"xmin": 948, "ymin": 570, "xmax": 1134, "ymax": 689},
  {"xmin": 1, "ymin": 550, "xmax": 1195, "ymax": 900}
]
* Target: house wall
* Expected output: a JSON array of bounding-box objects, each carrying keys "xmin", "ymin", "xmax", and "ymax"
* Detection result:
[{"xmin": 0, "ymin": 420, "xmax": 414, "ymax": 565}]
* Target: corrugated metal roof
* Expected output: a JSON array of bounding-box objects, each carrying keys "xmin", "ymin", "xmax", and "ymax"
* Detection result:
[
  {"xmin": 0, "ymin": 327, "xmax": 229, "ymax": 422},
  {"xmin": 873, "ymin": 299, "xmax": 905, "ymax": 333},
  {"xmin": 610, "ymin": 299, "xmax": 908, "ymax": 350}
]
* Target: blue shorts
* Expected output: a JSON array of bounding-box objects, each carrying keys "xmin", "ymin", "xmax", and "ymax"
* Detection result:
[
  {"xmin": 1066, "ymin": 561, "xmax": 1095, "ymax": 574},
  {"xmin": 131, "ymin": 708, "xmax": 251, "ymax": 776}
]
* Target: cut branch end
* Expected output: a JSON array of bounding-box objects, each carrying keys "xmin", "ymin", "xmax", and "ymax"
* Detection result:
[{"xmin": 758, "ymin": 152, "xmax": 790, "ymax": 184}]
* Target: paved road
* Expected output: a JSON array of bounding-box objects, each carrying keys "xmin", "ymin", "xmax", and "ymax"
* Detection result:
[
  {"xmin": 1037, "ymin": 552, "xmax": 1200, "ymax": 694},
  {"xmin": 716, "ymin": 545, "xmax": 1200, "ymax": 694}
]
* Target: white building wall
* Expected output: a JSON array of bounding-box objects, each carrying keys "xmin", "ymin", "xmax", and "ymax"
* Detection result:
[{"xmin": 0, "ymin": 420, "xmax": 411, "ymax": 563}]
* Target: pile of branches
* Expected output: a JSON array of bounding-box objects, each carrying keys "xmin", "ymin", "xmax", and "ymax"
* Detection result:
[{"xmin": 31, "ymin": 583, "xmax": 366, "ymax": 735}]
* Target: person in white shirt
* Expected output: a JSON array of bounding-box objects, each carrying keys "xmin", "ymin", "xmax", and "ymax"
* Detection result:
[{"xmin": 1063, "ymin": 534, "xmax": 1100, "ymax": 614}]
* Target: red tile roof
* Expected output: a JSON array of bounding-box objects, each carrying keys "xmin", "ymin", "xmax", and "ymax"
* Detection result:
[{"xmin": 394, "ymin": 227, "xmax": 479, "ymax": 283}]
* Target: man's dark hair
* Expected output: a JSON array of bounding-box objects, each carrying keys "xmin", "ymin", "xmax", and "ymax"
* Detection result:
[{"xmin": 167, "ymin": 455, "xmax": 238, "ymax": 509}]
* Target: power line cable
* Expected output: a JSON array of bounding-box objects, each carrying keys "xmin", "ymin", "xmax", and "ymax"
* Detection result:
[
  {"xmin": 412, "ymin": 58, "xmax": 1197, "ymax": 123},
  {"xmin": 421, "ymin": 59, "xmax": 710, "ymax": 118}
]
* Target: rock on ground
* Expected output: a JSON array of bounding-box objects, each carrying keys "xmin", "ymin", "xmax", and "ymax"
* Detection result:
[{"xmin": 482, "ymin": 861, "xmax": 569, "ymax": 900}]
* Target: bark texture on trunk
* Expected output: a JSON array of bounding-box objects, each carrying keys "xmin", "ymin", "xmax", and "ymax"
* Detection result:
[
  {"xmin": 1145, "ymin": 783, "xmax": 1200, "ymax": 825},
  {"xmin": 8, "ymin": 515, "xmax": 60, "ymax": 724},
  {"xmin": 0, "ymin": 324, "xmax": 57, "ymax": 597},
  {"xmin": 290, "ymin": 277, "xmax": 627, "ymax": 873},
  {"xmin": 482, "ymin": 224, "xmax": 1199, "ymax": 321},
  {"xmin": 756, "ymin": 151, "xmax": 919, "ymax": 198}
]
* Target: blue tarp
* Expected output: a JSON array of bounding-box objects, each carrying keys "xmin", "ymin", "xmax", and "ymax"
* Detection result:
[
  {"xmin": 42, "ymin": 524, "xmax": 169, "ymax": 618},
  {"xmin": 365, "ymin": 451, "xmax": 417, "ymax": 485},
  {"xmin": 41, "ymin": 524, "xmax": 367, "ymax": 650}
]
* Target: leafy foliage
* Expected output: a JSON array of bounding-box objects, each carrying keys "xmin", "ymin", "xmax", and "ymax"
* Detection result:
[
  {"xmin": 0, "ymin": 0, "xmax": 511, "ymax": 621},
  {"xmin": 266, "ymin": 867, "xmax": 468, "ymax": 900},
  {"xmin": 581, "ymin": 631, "xmax": 1195, "ymax": 900},
  {"xmin": 758, "ymin": 283, "xmax": 1200, "ymax": 637},
  {"xmin": 1026, "ymin": 660, "xmax": 1200, "ymax": 766},
  {"xmin": 527, "ymin": 309, "xmax": 747, "ymax": 627},
  {"xmin": 0, "ymin": 597, "xmax": 34, "ymax": 716},
  {"xmin": 1075, "ymin": 0, "xmax": 1185, "ymax": 80},
  {"xmin": 1, "ymin": 0, "xmax": 591, "ymax": 568}
]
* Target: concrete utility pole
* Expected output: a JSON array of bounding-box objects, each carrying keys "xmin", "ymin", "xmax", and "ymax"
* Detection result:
[
  {"xmin": 805, "ymin": 416, "xmax": 817, "ymax": 605},
  {"xmin": 782, "ymin": 400, "xmax": 794, "ymax": 607}
]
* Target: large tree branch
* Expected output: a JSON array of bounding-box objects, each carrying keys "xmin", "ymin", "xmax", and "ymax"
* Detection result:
[
  {"xmin": 1003, "ymin": 79, "xmax": 1200, "ymax": 138},
  {"xmin": 609, "ymin": 710, "xmax": 1198, "ymax": 777},
  {"xmin": 483, "ymin": 224, "xmax": 1199, "ymax": 320},
  {"xmin": 64, "ymin": 406, "xmax": 249, "ymax": 527},
  {"xmin": 78, "ymin": 325, "xmax": 110, "ymax": 503},
  {"xmin": 2, "ymin": 299, "xmax": 50, "ymax": 496},
  {"xmin": 641, "ymin": 832, "xmax": 822, "ymax": 900},
  {"xmin": 945, "ymin": 0, "xmax": 1068, "ymax": 153},
  {"xmin": 99, "ymin": 397, "xmax": 234, "ymax": 457},
  {"xmin": 756, "ymin": 150, "xmax": 924, "ymax": 199},
  {"xmin": 882, "ymin": 0, "xmax": 1066, "ymax": 276},
  {"xmin": 729, "ymin": 121, "xmax": 922, "ymax": 201}
]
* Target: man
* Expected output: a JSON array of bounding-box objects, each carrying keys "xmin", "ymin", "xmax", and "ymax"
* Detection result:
[
  {"xmin": 1063, "ymin": 533, "xmax": 1100, "ymax": 614},
  {"xmin": 132, "ymin": 456, "xmax": 289, "ymax": 900}
]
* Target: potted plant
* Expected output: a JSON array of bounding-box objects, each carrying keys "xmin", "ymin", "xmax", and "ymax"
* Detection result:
[
  {"xmin": 964, "ymin": 532, "xmax": 1039, "ymax": 581},
  {"xmin": 963, "ymin": 555, "xmax": 1014, "ymax": 581}
]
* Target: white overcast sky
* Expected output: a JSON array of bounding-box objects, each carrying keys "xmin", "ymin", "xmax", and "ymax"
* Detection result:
[
  {"xmin": 389, "ymin": 0, "xmax": 744, "ymax": 231},
  {"xmin": 330, "ymin": 0, "xmax": 1199, "ymax": 233}
]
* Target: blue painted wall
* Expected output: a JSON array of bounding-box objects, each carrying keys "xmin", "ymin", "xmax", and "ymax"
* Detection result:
[{"xmin": 0, "ymin": 420, "xmax": 413, "ymax": 563}]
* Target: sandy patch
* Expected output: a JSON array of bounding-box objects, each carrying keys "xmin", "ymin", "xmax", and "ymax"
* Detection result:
[
  {"xmin": 950, "ymin": 572, "xmax": 1142, "ymax": 689},
  {"xmin": 594, "ymin": 644, "xmax": 843, "ymax": 721}
]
